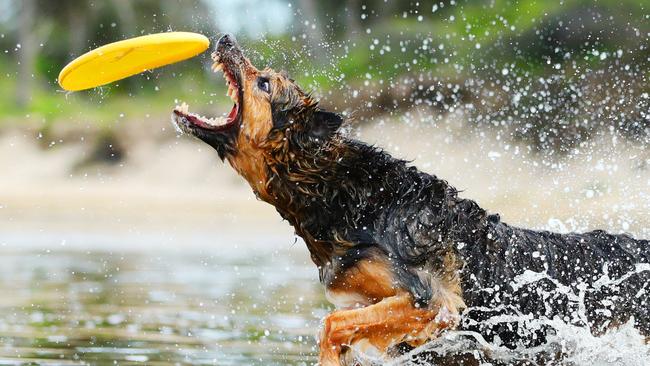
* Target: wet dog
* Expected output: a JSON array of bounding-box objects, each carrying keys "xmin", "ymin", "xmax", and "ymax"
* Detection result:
[{"xmin": 172, "ymin": 34, "xmax": 650, "ymax": 365}]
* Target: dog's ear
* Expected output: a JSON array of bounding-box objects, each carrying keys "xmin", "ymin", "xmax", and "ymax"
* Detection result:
[{"xmin": 307, "ymin": 110, "xmax": 343, "ymax": 142}]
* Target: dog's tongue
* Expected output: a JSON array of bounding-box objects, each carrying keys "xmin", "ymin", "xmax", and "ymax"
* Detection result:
[{"xmin": 227, "ymin": 103, "xmax": 238, "ymax": 121}]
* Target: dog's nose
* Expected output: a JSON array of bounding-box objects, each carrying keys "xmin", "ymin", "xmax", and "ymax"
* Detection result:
[{"xmin": 217, "ymin": 34, "xmax": 237, "ymax": 53}]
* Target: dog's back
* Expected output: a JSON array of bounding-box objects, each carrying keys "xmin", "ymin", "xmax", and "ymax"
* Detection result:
[
  {"xmin": 459, "ymin": 219, "xmax": 650, "ymax": 345},
  {"xmin": 326, "ymin": 141, "xmax": 650, "ymax": 345}
]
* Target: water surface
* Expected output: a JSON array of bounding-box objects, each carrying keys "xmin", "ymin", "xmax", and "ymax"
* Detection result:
[
  {"xmin": 1, "ymin": 234, "xmax": 648, "ymax": 366},
  {"xmin": 0, "ymin": 245, "xmax": 326, "ymax": 365}
]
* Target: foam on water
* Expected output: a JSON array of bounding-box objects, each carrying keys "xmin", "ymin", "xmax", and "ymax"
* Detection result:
[
  {"xmin": 351, "ymin": 265, "xmax": 650, "ymax": 366},
  {"xmin": 351, "ymin": 318, "xmax": 649, "ymax": 366}
]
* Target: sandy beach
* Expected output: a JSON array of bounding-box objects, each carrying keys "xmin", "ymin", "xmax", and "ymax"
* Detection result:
[{"xmin": 1, "ymin": 109, "xmax": 648, "ymax": 252}]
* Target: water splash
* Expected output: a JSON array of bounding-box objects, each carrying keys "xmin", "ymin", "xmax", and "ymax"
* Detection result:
[{"xmin": 351, "ymin": 265, "xmax": 650, "ymax": 365}]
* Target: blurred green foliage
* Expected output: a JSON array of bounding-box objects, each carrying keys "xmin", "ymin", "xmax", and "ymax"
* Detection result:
[{"xmin": 0, "ymin": 0, "xmax": 648, "ymax": 149}]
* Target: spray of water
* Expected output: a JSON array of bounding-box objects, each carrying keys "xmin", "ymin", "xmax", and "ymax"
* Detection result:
[{"xmin": 349, "ymin": 265, "xmax": 650, "ymax": 366}]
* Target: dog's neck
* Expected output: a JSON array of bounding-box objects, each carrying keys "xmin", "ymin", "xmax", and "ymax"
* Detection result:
[
  {"xmin": 259, "ymin": 136, "xmax": 489, "ymax": 269},
  {"xmin": 261, "ymin": 137, "xmax": 377, "ymax": 266}
]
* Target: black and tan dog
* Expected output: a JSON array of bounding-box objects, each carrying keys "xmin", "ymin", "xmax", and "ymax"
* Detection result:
[{"xmin": 172, "ymin": 34, "xmax": 650, "ymax": 365}]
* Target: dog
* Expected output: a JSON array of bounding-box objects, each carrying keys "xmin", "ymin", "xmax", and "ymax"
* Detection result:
[{"xmin": 171, "ymin": 34, "xmax": 650, "ymax": 365}]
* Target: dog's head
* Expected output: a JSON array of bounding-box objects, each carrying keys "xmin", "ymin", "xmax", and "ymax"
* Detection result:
[{"xmin": 172, "ymin": 34, "xmax": 343, "ymax": 197}]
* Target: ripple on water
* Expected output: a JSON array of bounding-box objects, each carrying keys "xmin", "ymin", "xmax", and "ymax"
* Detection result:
[
  {"xmin": 0, "ymin": 248, "xmax": 322, "ymax": 365},
  {"xmin": 1, "ymin": 249, "xmax": 648, "ymax": 366}
]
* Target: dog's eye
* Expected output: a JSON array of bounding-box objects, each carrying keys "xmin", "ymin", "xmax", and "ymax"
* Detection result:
[{"xmin": 257, "ymin": 77, "xmax": 271, "ymax": 93}]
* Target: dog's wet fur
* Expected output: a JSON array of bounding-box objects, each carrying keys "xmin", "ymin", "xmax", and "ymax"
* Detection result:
[{"xmin": 172, "ymin": 34, "xmax": 650, "ymax": 365}]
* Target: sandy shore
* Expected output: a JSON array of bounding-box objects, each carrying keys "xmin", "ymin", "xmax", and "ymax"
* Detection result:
[{"xmin": 1, "ymin": 110, "xmax": 648, "ymax": 250}]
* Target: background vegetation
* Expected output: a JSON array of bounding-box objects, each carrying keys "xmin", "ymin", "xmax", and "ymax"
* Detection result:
[{"xmin": 0, "ymin": 0, "xmax": 648, "ymax": 157}]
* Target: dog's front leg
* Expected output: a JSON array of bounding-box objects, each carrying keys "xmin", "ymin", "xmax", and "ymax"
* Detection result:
[{"xmin": 318, "ymin": 293, "xmax": 456, "ymax": 366}]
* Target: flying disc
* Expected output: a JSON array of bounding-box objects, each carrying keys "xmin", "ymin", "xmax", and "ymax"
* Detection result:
[{"xmin": 58, "ymin": 32, "xmax": 209, "ymax": 91}]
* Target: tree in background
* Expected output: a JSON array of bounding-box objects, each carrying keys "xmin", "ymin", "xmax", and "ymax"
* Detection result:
[{"xmin": 16, "ymin": 0, "xmax": 36, "ymax": 106}]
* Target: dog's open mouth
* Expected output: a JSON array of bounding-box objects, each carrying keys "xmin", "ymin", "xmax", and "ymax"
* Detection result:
[{"xmin": 172, "ymin": 58, "xmax": 241, "ymax": 133}]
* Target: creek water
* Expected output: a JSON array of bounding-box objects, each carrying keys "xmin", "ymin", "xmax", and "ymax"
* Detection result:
[
  {"xmin": 2, "ymin": 240, "xmax": 648, "ymax": 366},
  {"xmin": 0, "ymin": 242, "xmax": 324, "ymax": 365}
]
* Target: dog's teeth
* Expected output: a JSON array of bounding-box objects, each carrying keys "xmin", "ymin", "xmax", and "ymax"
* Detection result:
[
  {"xmin": 212, "ymin": 62, "xmax": 223, "ymax": 72},
  {"xmin": 228, "ymin": 87, "xmax": 238, "ymax": 102}
]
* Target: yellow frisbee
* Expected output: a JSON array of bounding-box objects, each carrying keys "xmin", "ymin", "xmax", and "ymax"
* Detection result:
[{"xmin": 58, "ymin": 32, "xmax": 209, "ymax": 91}]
